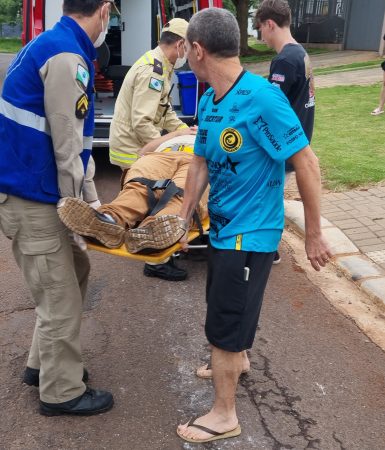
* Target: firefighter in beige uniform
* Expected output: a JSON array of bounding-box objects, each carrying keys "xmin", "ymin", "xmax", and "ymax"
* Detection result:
[
  {"xmin": 0, "ymin": 0, "xmax": 117, "ymax": 416},
  {"xmin": 109, "ymin": 18, "xmax": 191, "ymax": 281},
  {"xmin": 110, "ymin": 18, "xmax": 189, "ymax": 168}
]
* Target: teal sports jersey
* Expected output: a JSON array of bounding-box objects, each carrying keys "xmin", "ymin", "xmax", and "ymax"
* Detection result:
[{"xmin": 194, "ymin": 71, "xmax": 309, "ymax": 252}]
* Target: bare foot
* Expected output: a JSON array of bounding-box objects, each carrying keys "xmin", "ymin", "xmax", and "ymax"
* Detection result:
[
  {"xmin": 177, "ymin": 411, "xmax": 240, "ymax": 442},
  {"xmin": 196, "ymin": 351, "xmax": 250, "ymax": 379}
]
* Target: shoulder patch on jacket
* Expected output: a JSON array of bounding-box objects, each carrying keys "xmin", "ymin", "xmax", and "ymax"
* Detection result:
[
  {"xmin": 76, "ymin": 64, "xmax": 90, "ymax": 89},
  {"xmin": 149, "ymin": 77, "xmax": 164, "ymax": 92},
  {"xmin": 76, "ymin": 94, "xmax": 89, "ymax": 119},
  {"xmin": 153, "ymin": 58, "xmax": 163, "ymax": 75}
]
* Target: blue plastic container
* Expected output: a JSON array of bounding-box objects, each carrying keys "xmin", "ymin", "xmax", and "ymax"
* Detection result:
[{"xmin": 176, "ymin": 71, "xmax": 197, "ymax": 115}]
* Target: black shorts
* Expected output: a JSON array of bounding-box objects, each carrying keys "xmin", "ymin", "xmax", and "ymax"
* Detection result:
[
  {"xmin": 205, "ymin": 245, "xmax": 275, "ymax": 352},
  {"xmin": 381, "ymin": 60, "xmax": 385, "ymax": 71}
]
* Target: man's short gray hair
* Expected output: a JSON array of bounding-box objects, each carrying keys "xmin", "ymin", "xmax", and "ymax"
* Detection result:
[{"xmin": 187, "ymin": 7, "xmax": 240, "ymax": 57}]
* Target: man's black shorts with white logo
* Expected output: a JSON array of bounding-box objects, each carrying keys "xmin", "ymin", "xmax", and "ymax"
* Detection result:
[{"xmin": 205, "ymin": 245, "xmax": 275, "ymax": 352}]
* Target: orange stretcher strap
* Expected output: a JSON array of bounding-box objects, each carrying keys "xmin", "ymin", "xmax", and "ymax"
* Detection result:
[{"xmin": 86, "ymin": 217, "xmax": 210, "ymax": 263}]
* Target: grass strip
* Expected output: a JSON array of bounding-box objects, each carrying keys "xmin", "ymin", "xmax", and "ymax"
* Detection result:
[
  {"xmin": 314, "ymin": 59, "xmax": 383, "ymax": 76},
  {"xmin": 241, "ymin": 40, "xmax": 331, "ymax": 64},
  {"xmin": 0, "ymin": 38, "xmax": 22, "ymax": 53},
  {"xmin": 313, "ymin": 85, "xmax": 385, "ymax": 190}
]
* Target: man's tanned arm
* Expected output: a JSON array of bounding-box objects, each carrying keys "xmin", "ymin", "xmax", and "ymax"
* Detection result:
[{"xmin": 289, "ymin": 146, "xmax": 332, "ymax": 271}]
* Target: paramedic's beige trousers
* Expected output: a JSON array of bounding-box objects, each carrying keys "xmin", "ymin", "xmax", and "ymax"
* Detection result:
[
  {"xmin": 98, "ymin": 152, "xmax": 208, "ymax": 227},
  {"xmin": 0, "ymin": 194, "xmax": 88, "ymax": 403}
]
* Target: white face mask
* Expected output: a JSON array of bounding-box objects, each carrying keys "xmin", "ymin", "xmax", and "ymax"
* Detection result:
[
  {"xmin": 174, "ymin": 46, "xmax": 187, "ymax": 69},
  {"xmin": 94, "ymin": 9, "xmax": 109, "ymax": 48}
]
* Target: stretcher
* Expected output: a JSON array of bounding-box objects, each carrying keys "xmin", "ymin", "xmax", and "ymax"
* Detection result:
[{"xmin": 86, "ymin": 217, "xmax": 210, "ymax": 263}]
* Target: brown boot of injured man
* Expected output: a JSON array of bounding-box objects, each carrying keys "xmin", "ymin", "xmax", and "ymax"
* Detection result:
[
  {"xmin": 57, "ymin": 198, "xmax": 125, "ymax": 248},
  {"xmin": 124, "ymin": 215, "xmax": 187, "ymax": 254}
]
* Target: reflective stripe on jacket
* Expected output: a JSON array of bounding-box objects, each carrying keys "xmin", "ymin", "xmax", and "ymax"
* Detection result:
[
  {"xmin": 109, "ymin": 46, "xmax": 187, "ymax": 169},
  {"xmin": 0, "ymin": 16, "xmax": 96, "ymax": 204}
]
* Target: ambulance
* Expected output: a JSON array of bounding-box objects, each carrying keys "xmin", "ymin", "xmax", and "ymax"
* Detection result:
[{"xmin": 22, "ymin": 0, "xmax": 223, "ymax": 147}]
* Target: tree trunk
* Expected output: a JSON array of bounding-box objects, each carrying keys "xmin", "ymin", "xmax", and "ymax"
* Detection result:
[
  {"xmin": 328, "ymin": 0, "xmax": 337, "ymax": 17},
  {"xmin": 232, "ymin": 0, "xmax": 250, "ymax": 56}
]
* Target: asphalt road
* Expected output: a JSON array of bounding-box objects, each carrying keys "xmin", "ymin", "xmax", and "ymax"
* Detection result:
[
  {"xmin": 0, "ymin": 53, "xmax": 15, "ymax": 90},
  {"xmin": 1, "ymin": 151, "xmax": 385, "ymax": 450},
  {"xmin": 1, "ymin": 53, "xmax": 385, "ymax": 449}
]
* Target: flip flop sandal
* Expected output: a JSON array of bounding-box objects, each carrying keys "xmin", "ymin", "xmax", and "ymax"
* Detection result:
[
  {"xmin": 196, "ymin": 363, "xmax": 250, "ymax": 379},
  {"xmin": 196, "ymin": 363, "xmax": 214, "ymax": 379},
  {"xmin": 371, "ymin": 108, "xmax": 384, "ymax": 116},
  {"xmin": 177, "ymin": 417, "xmax": 242, "ymax": 443}
]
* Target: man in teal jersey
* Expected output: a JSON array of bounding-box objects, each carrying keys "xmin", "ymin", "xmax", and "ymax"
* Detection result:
[
  {"xmin": 176, "ymin": 7, "xmax": 331, "ymax": 444},
  {"xmin": 255, "ymin": 0, "xmax": 316, "ymax": 265}
]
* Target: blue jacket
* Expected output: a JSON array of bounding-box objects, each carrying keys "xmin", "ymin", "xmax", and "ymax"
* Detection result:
[{"xmin": 0, "ymin": 16, "xmax": 96, "ymax": 204}]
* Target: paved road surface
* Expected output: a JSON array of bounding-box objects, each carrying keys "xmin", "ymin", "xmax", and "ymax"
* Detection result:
[
  {"xmin": 0, "ymin": 53, "xmax": 14, "ymax": 90},
  {"xmin": 243, "ymin": 50, "xmax": 380, "ymax": 76},
  {"xmin": 1, "ymin": 52, "xmax": 385, "ymax": 449},
  {"xmin": 315, "ymin": 67, "xmax": 383, "ymax": 88},
  {"xmin": 244, "ymin": 50, "xmax": 383, "ymax": 87},
  {"xmin": 1, "ymin": 151, "xmax": 385, "ymax": 449}
]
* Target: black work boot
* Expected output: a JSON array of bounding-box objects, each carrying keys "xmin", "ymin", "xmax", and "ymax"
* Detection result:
[
  {"xmin": 39, "ymin": 387, "xmax": 114, "ymax": 416},
  {"xmin": 143, "ymin": 258, "xmax": 187, "ymax": 281},
  {"xmin": 23, "ymin": 367, "xmax": 89, "ymax": 387}
]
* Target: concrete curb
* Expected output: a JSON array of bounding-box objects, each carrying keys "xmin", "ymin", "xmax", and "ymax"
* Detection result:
[{"xmin": 285, "ymin": 200, "xmax": 385, "ymax": 309}]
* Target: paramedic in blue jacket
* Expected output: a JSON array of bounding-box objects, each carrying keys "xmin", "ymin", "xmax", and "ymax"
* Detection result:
[{"xmin": 0, "ymin": 0, "xmax": 118, "ymax": 416}]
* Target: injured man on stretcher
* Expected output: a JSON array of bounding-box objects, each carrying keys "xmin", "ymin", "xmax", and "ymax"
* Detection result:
[{"xmin": 58, "ymin": 132, "xmax": 208, "ymax": 254}]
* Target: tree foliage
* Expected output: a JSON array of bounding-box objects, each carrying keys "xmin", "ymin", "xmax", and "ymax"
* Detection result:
[
  {"xmin": 223, "ymin": 0, "xmax": 236, "ymax": 14},
  {"xmin": 224, "ymin": 0, "xmax": 260, "ymax": 14},
  {"xmin": 0, "ymin": 0, "xmax": 22, "ymax": 24}
]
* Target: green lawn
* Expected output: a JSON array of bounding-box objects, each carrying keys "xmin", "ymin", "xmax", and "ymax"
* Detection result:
[
  {"xmin": 0, "ymin": 38, "xmax": 21, "ymax": 53},
  {"xmin": 313, "ymin": 85, "xmax": 385, "ymax": 190},
  {"xmin": 241, "ymin": 39, "xmax": 331, "ymax": 63},
  {"xmin": 313, "ymin": 59, "xmax": 383, "ymax": 76}
]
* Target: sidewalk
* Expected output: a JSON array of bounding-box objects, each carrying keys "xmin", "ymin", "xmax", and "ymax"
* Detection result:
[
  {"xmin": 243, "ymin": 50, "xmax": 380, "ymax": 75},
  {"xmin": 284, "ymin": 180, "xmax": 385, "ymax": 310},
  {"xmin": 315, "ymin": 66, "xmax": 383, "ymax": 87},
  {"xmin": 243, "ymin": 50, "xmax": 383, "ymax": 87}
]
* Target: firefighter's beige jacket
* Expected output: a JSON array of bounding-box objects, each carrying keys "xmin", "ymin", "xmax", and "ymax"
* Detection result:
[{"xmin": 109, "ymin": 46, "xmax": 187, "ymax": 168}]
